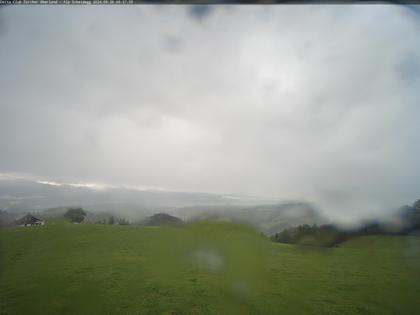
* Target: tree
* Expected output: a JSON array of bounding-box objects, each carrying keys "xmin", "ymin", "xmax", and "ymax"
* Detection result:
[
  {"xmin": 409, "ymin": 200, "xmax": 420, "ymax": 230},
  {"xmin": 117, "ymin": 217, "xmax": 129, "ymax": 225},
  {"xmin": 414, "ymin": 199, "xmax": 420, "ymax": 211},
  {"xmin": 277, "ymin": 229, "xmax": 292, "ymax": 243},
  {"xmin": 108, "ymin": 216, "xmax": 115, "ymax": 225},
  {"xmin": 399, "ymin": 200, "xmax": 420, "ymax": 232},
  {"xmin": 272, "ymin": 224, "xmax": 349, "ymax": 247},
  {"xmin": 64, "ymin": 208, "xmax": 86, "ymax": 223}
]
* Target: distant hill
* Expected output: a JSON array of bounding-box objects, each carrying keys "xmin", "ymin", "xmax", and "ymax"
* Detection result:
[
  {"xmin": 0, "ymin": 178, "xmax": 274, "ymax": 220},
  {"xmin": 0, "ymin": 177, "xmax": 326, "ymax": 232},
  {"xmin": 141, "ymin": 213, "xmax": 184, "ymax": 226},
  {"xmin": 185, "ymin": 202, "xmax": 325, "ymax": 235},
  {"xmin": 42, "ymin": 207, "xmax": 72, "ymax": 218}
]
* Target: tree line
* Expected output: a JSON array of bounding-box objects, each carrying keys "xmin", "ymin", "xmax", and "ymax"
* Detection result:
[
  {"xmin": 271, "ymin": 199, "xmax": 420, "ymax": 247},
  {"xmin": 64, "ymin": 208, "xmax": 129, "ymax": 225}
]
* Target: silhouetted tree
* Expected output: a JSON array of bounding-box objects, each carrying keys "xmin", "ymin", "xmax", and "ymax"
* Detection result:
[
  {"xmin": 64, "ymin": 208, "xmax": 86, "ymax": 223},
  {"xmin": 117, "ymin": 217, "xmax": 129, "ymax": 225},
  {"xmin": 272, "ymin": 224, "xmax": 349, "ymax": 247}
]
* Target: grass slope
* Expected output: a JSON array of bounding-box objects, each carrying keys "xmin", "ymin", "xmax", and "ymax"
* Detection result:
[{"xmin": 1, "ymin": 222, "xmax": 419, "ymax": 315}]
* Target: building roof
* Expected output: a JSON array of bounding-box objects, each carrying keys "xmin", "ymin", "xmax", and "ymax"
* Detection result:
[{"xmin": 15, "ymin": 214, "xmax": 44, "ymax": 225}]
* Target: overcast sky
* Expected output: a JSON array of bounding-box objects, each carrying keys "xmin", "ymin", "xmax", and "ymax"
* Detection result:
[{"xmin": 1, "ymin": 5, "xmax": 419, "ymax": 220}]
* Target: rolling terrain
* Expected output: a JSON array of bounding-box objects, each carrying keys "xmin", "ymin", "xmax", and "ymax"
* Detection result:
[
  {"xmin": 1, "ymin": 222, "xmax": 419, "ymax": 314},
  {"xmin": 0, "ymin": 178, "xmax": 323, "ymax": 234}
]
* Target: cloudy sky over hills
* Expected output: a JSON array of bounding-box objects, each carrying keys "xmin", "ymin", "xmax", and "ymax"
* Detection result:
[{"xmin": 1, "ymin": 5, "xmax": 419, "ymax": 220}]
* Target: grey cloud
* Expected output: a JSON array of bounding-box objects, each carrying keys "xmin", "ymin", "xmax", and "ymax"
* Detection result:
[
  {"xmin": 188, "ymin": 5, "xmax": 214, "ymax": 21},
  {"xmin": 162, "ymin": 35, "xmax": 184, "ymax": 54},
  {"xmin": 396, "ymin": 53, "xmax": 420, "ymax": 84},
  {"xmin": 0, "ymin": 6, "xmax": 420, "ymax": 223}
]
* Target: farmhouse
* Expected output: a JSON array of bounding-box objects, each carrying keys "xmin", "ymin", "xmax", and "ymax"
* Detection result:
[{"xmin": 15, "ymin": 214, "xmax": 45, "ymax": 227}]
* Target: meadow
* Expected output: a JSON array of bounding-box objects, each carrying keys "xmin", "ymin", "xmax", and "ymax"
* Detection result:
[{"xmin": 1, "ymin": 222, "xmax": 419, "ymax": 315}]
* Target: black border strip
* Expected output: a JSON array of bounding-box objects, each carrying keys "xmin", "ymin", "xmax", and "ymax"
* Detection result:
[{"xmin": 2, "ymin": 0, "xmax": 420, "ymax": 4}]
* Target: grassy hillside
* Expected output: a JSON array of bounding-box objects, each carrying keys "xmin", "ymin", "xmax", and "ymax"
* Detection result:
[{"xmin": 1, "ymin": 222, "xmax": 419, "ymax": 315}]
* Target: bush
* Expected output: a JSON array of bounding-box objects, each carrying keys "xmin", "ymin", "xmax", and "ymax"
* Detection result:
[{"xmin": 64, "ymin": 208, "xmax": 87, "ymax": 223}]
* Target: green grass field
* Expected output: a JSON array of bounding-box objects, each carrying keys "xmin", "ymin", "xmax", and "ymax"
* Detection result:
[{"xmin": 1, "ymin": 222, "xmax": 420, "ymax": 315}]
